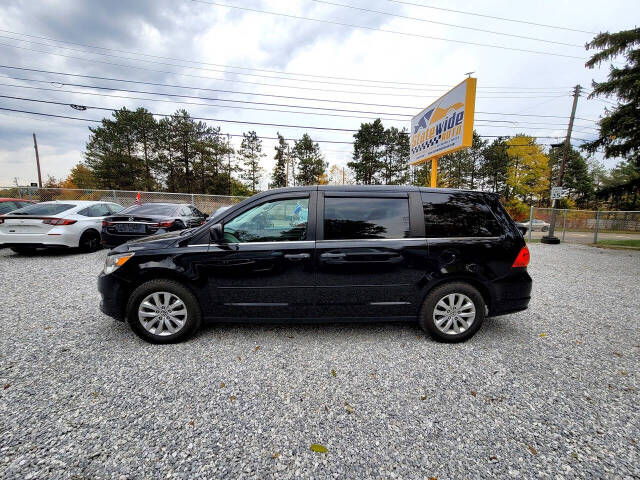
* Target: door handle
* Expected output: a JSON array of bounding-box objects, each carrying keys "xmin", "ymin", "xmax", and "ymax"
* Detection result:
[
  {"xmin": 320, "ymin": 252, "xmax": 346, "ymax": 259},
  {"xmin": 284, "ymin": 253, "xmax": 310, "ymax": 261}
]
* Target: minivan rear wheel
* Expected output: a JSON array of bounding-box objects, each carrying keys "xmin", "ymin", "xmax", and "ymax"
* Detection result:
[
  {"xmin": 126, "ymin": 279, "xmax": 201, "ymax": 344},
  {"xmin": 419, "ymin": 282, "xmax": 485, "ymax": 343}
]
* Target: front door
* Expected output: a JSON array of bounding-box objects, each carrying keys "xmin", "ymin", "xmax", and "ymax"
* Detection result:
[
  {"xmin": 203, "ymin": 192, "xmax": 317, "ymax": 320},
  {"xmin": 314, "ymin": 191, "xmax": 429, "ymax": 319}
]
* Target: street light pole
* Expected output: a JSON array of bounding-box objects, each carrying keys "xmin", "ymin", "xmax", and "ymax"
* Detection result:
[{"xmin": 542, "ymin": 84, "xmax": 581, "ymax": 244}]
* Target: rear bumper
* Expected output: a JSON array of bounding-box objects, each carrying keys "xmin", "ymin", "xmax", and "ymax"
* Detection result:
[
  {"xmin": 0, "ymin": 231, "xmax": 79, "ymax": 248},
  {"xmin": 101, "ymin": 231, "xmax": 150, "ymax": 248},
  {"xmin": 98, "ymin": 272, "xmax": 127, "ymax": 321},
  {"xmin": 489, "ymin": 268, "xmax": 532, "ymax": 317}
]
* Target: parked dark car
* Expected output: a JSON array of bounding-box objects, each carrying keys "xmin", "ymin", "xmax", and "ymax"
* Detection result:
[
  {"xmin": 0, "ymin": 198, "xmax": 35, "ymax": 215},
  {"xmin": 98, "ymin": 186, "xmax": 532, "ymax": 344},
  {"xmin": 101, "ymin": 202, "xmax": 207, "ymax": 248}
]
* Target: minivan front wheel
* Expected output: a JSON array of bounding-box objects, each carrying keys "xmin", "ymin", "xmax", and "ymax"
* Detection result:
[
  {"xmin": 126, "ymin": 279, "xmax": 201, "ymax": 344},
  {"xmin": 419, "ymin": 282, "xmax": 485, "ymax": 342}
]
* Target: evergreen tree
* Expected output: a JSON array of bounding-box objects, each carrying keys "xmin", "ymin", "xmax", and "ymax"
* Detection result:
[
  {"xmin": 293, "ymin": 133, "xmax": 326, "ymax": 186},
  {"xmin": 270, "ymin": 133, "xmax": 288, "ymax": 188},
  {"xmin": 380, "ymin": 127, "xmax": 410, "ymax": 185},
  {"xmin": 583, "ymin": 28, "xmax": 640, "ymax": 166},
  {"xmin": 349, "ymin": 119, "xmax": 385, "ymax": 184},
  {"xmin": 480, "ymin": 137, "xmax": 509, "ymax": 196},
  {"xmin": 238, "ymin": 131, "xmax": 264, "ymax": 194}
]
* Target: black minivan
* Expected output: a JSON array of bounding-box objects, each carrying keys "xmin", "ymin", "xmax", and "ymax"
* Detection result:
[{"xmin": 98, "ymin": 186, "xmax": 531, "ymax": 344}]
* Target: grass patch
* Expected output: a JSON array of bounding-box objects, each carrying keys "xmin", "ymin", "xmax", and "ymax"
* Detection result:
[{"xmin": 597, "ymin": 239, "xmax": 640, "ymax": 248}]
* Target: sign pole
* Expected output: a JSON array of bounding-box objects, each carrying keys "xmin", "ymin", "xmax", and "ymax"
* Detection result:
[{"xmin": 430, "ymin": 157, "xmax": 438, "ymax": 188}]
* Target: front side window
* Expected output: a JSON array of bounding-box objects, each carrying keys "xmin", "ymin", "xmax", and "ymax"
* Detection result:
[
  {"xmin": 422, "ymin": 192, "xmax": 502, "ymax": 237},
  {"xmin": 223, "ymin": 197, "xmax": 309, "ymax": 243},
  {"xmin": 324, "ymin": 197, "xmax": 410, "ymax": 240}
]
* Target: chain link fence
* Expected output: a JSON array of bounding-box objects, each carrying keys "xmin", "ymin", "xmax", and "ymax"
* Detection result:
[
  {"xmin": 0, "ymin": 186, "xmax": 246, "ymax": 215},
  {"xmin": 527, "ymin": 207, "xmax": 640, "ymax": 246}
]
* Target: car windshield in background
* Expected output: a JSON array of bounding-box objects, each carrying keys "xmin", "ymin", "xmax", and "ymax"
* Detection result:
[
  {"xmin": 120, "ymin": 204, "xmax": 178, "ymax": 216},
  {"xmin": 9, "ymin": 203, "xmax": 75, "ymax": 216}
]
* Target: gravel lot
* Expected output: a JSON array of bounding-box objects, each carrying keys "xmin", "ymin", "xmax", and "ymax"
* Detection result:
[{"xmin": 1, "ymin": 244, "xmax": 638, "ymax": 479}]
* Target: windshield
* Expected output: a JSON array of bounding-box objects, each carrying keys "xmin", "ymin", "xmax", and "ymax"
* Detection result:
[
  {"xmin": 9, "ymin": 203, "xmax": 75, "ymax": 216},
  {"xmin": 120, "ymin": 204, "xmax": 178, "ymax": 216}
]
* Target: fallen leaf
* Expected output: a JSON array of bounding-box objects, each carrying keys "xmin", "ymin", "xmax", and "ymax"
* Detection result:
[
  {"xmin": 489, "ymin": 455, "xmax": 498, "ymax": 461},
  {"xmin": 255, "ymin": 346, "xmax": 260, "ymax": 351},
  {"xmin": 528, "ymin": 445, "xmax": 537, "ymax": 455},
  {"xmin": 429, "ymin": 477, "xmax": 438, "ymax": 480},
  {"xmin": 618, "ymin": 370, "xmax": 628, "ymax": 376},
  {"xmin": 237, "ymin": 356, "xmax": 242, "ymax": 361},
  {"xmin": 344, "ymin": 402, "xmax": 354, "ymax": 414},
  {"xmin": 331, "ymin": 369, "xmax": 337, "ymax": 377},
  {"xmin": 310, "ymin": 443, "xmax": 328, "ymax": 453},
  {"xmin": 188, "ymin": 420, "xmax": 195, "ymax": 427},
  {"xmin": 220, "ymin": 383, "xmax": 225, "ymax": 388},
  {"xmin": 417, "ymin": 335, "xmax": 421, "ymax": 340},
  {"xmin": 324, "ymin": 406, "xmax": 328, "ymax": 413},
  {"xmin": 471, "ymin": 391, "xmax": 477, "ymax": 397},
  {"xmin": 612, "ymin": 351, "xmax": 623, "ymax": 357},
  {"xmin": 91, "ymin": 391, "xmax": 98, "ymax": 399},
  {"xmin": 370, "ymin": 373, "xmax": 375, "ymax": 378},
  {"xmin": 539, "ymin": 333, "xmax": 547, "ymax": 338},
  {"xmin": 576, "ymin": 340, "xmax": 582, "ymax": 344},
  {"xmin": 3, "ymin": 384, "xmax": 10, "ymax": 389},
  {"xmin": 44, "ymin": 326, "xmax": 52, "ymax": 330},
  {"xmin": 273, "ymin": 452, "xmax": 279, "ymax": 459},
  {"xmin": 420, "ymin": 395, "xmax": 427, "ymax": 401},
  {"xmin": 230, "ymin": 395, "xmax": 236, "ymax": 402}
]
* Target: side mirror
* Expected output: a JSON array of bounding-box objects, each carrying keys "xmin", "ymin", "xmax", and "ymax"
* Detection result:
[
  {"xmin": 210, "ymin": 223, "xmax": 223, "ymax": 243},
  {"xmin": 203, "ymin": 213, "xmax": 209, "ymax": 219}
]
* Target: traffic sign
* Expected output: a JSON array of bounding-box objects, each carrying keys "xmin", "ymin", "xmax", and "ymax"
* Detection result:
[{"xmin": 550, "ymin": 187, "xmax": 563, "ymax": 200}]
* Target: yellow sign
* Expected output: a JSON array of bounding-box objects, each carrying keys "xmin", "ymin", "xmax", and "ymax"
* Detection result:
[{"xmin": 409, "ymin": 78, "xmax": 477, "ymax": 186}]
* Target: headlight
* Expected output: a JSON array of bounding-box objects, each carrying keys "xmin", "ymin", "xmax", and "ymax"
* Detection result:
[{"xmin": 103, "ymin": 252, "xmax": 134, "ymax": 275}]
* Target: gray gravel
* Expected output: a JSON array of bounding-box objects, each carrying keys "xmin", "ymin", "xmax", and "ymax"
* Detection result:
[{"xmin": 0, "ymin": 244, "xmax": 638, "ymax": 479}]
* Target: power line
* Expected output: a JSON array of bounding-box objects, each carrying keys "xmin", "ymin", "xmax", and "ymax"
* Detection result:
[
  {"xmin": 0, "ymin": 35, "xmax": 573, "ymax": 98},
  {"xmin": 0, "ymin": 29, "xmax": 575, "ymax": 91},
  {"xmin": 310, "ymin": 0, "xmax": 584, "ymax": 48},
  {"xmin": 1, "ymin": 90, "xmax": 594, "ymax": 135},
  {"xmin": 189, "ymin": 0, "xmax": 586, "ymax": 59},
  {"xmin": 382, "ymin": 0, "xmax": 597, "ymax": 34},
  {"xmin": 4, "ymin": 79, "xmax": 601, "ymax": 130},
  {"xmin": 0, "ymin": 65, "xmax": 573, "ymax": 113},
  {"xmin": 2, "ymin": 94, "xmax": 594, "ymax": 141}
]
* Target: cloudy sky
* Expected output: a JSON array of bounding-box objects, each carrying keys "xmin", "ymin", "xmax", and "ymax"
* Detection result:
[{"xmin": 0, "ymin": 0, "xmax": 636, "ymax": 188}]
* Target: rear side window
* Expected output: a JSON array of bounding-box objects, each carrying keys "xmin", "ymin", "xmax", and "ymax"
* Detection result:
[
  {"xmin": 108, "ymin": 204, "xmax": 124, "ymax": 214},
  {"xmin": 121, "ymin": 204, "xmax": 177, "ymax": 216},
  {"xmin": 0, "ymin": 201, "xmax": 19, "ymax": 214},
  {"xmin": 8, "ymin": 203, "xmax": 74, "ymax": 216},
  {"xmin": 324, "ymin": 197, "xmax": 410, "ymax": 240},
  {"xmin": 421, "ymin": 192, "xmax": 502, "ymax": 237}
]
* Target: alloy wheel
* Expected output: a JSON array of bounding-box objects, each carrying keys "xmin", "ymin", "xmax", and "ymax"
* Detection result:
[
  {"xmin": 432, "ymin": 293, "xmax": 476, "ymax": 335},
  {"xmin": 138, "ymin": 291, "xmax": 188, "ymax": 336}
]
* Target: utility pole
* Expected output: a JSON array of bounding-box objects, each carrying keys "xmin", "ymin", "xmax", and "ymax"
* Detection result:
[
  {"xmin": 32, "ymin": 133, "xmax": 43, "ymax": 187},
  {"xmin": 542, "ymin": 84, "xmax": 581, "ymax": 244},
  {"xmin": 227, "ymin": 134, "xmax": 232, "ymax": 195}
]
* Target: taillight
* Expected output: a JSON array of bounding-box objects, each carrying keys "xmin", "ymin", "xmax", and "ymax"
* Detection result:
[
  {"xmin": 102, "ymin": 220, "xmax": 113, "ymax": 227},
  {"xmin": 42, "ymin": 218, "xmax": 77, "ymax": 226},
  {"xmin": 512, "ymin": 245, "xmax": 530, "ymax": 268},
  {"xmin": 0, "ymin": 218, "xmax": 4, "ymax": 224},
  {"xmin": 158, "ymin": 220, "xmax": 174, "ymax": 228}
]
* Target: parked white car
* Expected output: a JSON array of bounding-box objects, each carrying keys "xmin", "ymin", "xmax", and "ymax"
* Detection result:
[
  {"xmin": 0, "ymin": 200, "xmax": 124, "ymax": 253},
  {"xmin": 517, "ymin": 219, "xmax": 551, "ymax": 232}
]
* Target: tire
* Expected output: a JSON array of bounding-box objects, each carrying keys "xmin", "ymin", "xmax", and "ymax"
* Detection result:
[
  {"xmin": 126, "ymin": 279, "xmax": 202, "ymax": 344},
  {"xmin": 78, "ymin": 229, "xmax": 102, "ymax": 252},
  {"xmin": 10, "ymin": 246, "xmax": 37, "ymax": 254},
  {"xmin": 541, "ymin": 226, "xmax": 549, "ymax": 232},
  {"xmin": 418, "ymin": 282, "xmax": 486, "ymax": 343}
]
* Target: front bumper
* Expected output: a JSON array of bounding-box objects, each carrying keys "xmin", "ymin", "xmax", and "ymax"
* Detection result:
[{"xmin": 98, "ymin": 272, "xmax": 127, "ymax": 321}]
